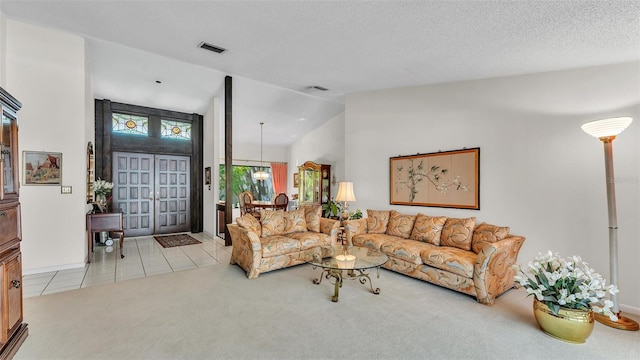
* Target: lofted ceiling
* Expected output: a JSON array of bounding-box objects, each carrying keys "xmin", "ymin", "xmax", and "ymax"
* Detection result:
[{"xmin": 2, "ymin": 0, "xmax": 639, "ymax": 145}]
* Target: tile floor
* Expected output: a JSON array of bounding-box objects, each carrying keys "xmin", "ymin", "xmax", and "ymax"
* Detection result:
[{"xmin": 22, "ymin": 232, "xmax": 231, "ymax": 298}]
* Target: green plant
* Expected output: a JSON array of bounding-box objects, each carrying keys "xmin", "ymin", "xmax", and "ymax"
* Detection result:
[
  {"xmin": 513, "ymin": 251, "xmax": 618, "ymax": 320},
  {"xmin": 322, "ymin": 199, "xmax": 342, "ymax": 218},
  {"xmin": 348, "ymin": 209, "xmax": 363, "ymax": 220}
]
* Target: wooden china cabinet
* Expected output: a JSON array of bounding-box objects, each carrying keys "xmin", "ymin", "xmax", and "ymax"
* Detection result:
[
  {"xmin": 0, "ymin": 87, "xmax": 28, "ymax": 359},
  {"xmin": 298, "ymin": 161, "xmax": 331, "ymax": 206}
]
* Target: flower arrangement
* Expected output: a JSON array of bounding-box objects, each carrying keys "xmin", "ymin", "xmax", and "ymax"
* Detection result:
[
  {"xmin": 513, "ymin": 251, "xmax": 618, "ymax": 321},
  {"xmin": 92, "ymin": 178, "xmax": 114, "ymax": 196}
]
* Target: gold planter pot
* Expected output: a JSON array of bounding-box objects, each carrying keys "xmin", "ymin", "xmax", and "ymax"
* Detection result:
[{"xmin": 533, "ymin": 298, "xmax": 594, "ymax": 344}]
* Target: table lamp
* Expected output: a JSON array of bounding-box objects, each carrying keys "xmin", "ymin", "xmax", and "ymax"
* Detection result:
[
  {"xmin": 335, "ymin": 181, "xmax": 356, "ymax": 221},
  {"xmin": 581, "ymin": 116, "xmax": 639, "ymax": 331}
]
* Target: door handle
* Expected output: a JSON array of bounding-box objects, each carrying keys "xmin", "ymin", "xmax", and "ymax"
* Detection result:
[
  {"xmin": 149, "ymin": 191, "xmax": 154, "ymax": 201},
  {"xmin": 12, "ymin": 280, "xmax": 20, "ymax": 289}
]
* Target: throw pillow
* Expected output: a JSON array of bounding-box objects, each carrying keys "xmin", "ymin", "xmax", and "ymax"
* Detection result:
[
  {"xmin": 299, "ymin": 205, "xmax": 322, "ymax": 232},
  {"xmin": 471, "ymin": 222, "xmax": 510, "ymax": 253},
  {"xmin": 410, "ymin": 213, "xmax": 448, "ymax": 245},
  {"xmin": 440, "ymin": 217, "xmax": 476, "ymax": 251},
  {"xmin": 366, "ymin": 210, "xmax": 391, "ymax": 234},
  {"xmin": 386, "ymin": 210, "xmax": 416, "ymax": 239},
  {"xmin": 283, "ymin": 208, "xmax": 307, "ymax": 234},
  {"xmin": 236, "ymin": 214, "xmax": 262, "ymax": 235},
  {"xmin": 260, "ymin": 209, "xmax": 286, "ymax": 237}
]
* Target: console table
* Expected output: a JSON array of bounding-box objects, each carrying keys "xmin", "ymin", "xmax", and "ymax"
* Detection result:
[{"xmin": 86, "ymin": 212, "xmax": 125, "ymax": 263}]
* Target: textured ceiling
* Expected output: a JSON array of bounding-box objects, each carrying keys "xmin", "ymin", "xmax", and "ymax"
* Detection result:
[{"xmin": 2, "ymin": 0, "xmax": 639, "ymax": 145}]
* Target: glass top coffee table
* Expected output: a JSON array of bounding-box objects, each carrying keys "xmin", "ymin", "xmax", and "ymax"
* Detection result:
[{"xmin": 305, "ymin": 245, "xmax": 388, "ymax": 302}]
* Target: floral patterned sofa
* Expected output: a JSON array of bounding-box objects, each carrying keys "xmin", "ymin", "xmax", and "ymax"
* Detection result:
[
  {"xmin": 228, "ymin": 205, "xmax": 340, "ymax": 279},
  {"xmin": 344, "ymin": 210, "xmax": 525, "ymax": 305}
]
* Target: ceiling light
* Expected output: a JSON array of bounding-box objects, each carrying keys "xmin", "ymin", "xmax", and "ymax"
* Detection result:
[
  {"xmin": 253, "ymin": 122, "xmax": 269, "ymax": 181},
  {"xmin": 198, "ymin": 42, "xmax": 227, "ymax": 54}
]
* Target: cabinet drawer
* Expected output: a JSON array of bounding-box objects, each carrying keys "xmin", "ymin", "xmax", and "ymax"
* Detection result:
[{"xmin": 0, "ymin": 203, "xmax": 21, "ymax": 246}]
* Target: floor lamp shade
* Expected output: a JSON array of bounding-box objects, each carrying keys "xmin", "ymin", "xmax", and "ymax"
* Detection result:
[{"xmin": 581, "ymin": 116, "xmax": 638, "ymax": 331}]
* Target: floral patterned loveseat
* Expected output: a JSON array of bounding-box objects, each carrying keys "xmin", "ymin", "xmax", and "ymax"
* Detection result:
[
  {"xmin": 228, "ymin": 206, "xmax": 340, "ymax": 279},
  {"xmin": 344, "ymin": 210, "xmax": 525, "ymax": 305}
]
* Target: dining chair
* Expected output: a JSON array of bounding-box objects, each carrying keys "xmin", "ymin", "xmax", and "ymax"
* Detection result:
[
  {"xmin": 241, "ymin": 192, "xmax": 261, "ymax": 219},
  {"xmin": 274, "ymin": 193, "xmax": 289, "ymax": 211}
]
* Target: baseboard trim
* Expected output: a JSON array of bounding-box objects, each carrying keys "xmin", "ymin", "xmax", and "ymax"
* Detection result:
[
  {"xmin": 23, "ymin": 262, "xmax": 85, "ymax": 276},
  {"xmin": 620, "ymin": 304, "xmax": 640, "ymax": 316}
]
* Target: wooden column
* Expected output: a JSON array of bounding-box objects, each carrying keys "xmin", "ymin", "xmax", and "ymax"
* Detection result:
[{"xmin": 224, "ymin": 76, "xmax": 233, "ymax": 246}]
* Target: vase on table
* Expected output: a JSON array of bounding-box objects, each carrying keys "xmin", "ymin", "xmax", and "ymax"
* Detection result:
[
  {"xmin": 96, "ymin": 193, "xmax": 108, "ymax": 212},
  {"xmin": 533, "ymin": 298, "xmax": 594, "ymax": 344}
]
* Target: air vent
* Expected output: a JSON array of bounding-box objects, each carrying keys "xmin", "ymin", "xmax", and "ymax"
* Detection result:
[
  {"xmin": 309, "ymin": 85, "xmax": 329, "ymax": 91},
  {"xmin": 198, "ymin": 42, "xmax": 226, "ymax": 54}
]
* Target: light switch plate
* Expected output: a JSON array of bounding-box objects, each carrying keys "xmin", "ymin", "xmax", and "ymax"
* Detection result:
[{"xmin": 61, "ymin": 185, "xmax": 72, "ymax": 194}]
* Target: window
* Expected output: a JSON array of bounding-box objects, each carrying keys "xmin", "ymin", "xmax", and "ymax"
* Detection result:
[
  {"xmin": 112, "ymin": 113, "xmax": 148, "ymax": 135},
  {"xmin": 219, "ymin": 165, "xmax": 273, "ymax": 206},
  {"xmin": 161, "ymin": 119, "xmax": 191, "ymax": 140}
]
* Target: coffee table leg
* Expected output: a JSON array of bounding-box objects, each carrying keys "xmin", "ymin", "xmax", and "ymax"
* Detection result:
[
  {"xmin": 354, "ymin": 269, "xmax": 381, "ymax": 295},
  {"xmin": 330, "ymin": 269, "xmax": 343, "ymax": 302}
]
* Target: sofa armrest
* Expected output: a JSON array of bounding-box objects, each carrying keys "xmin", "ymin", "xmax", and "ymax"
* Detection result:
[
  {"xmin": 473, "ymin": 235, "xmax": 525, "ymax": 305},
  {"xmin": 320, "ymin": 217, "xmax": 341, "ymax": 242},
  {"xmin": 227, "ymin": 223, "xmax": 263, "ymax": 279},
  {"xmin": 343, "ymin": 218, "xmax": 367, "ymax": 245}
]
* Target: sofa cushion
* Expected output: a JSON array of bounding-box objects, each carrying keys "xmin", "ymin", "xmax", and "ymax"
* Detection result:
[
  {"xmin": 283, "ymin": 208, "xmax": 307, "ymax": 234},
  {"xmin": 366, "ymin": 210, "xmax": 391, "ymax": 234},
  {"xmin": 260, "ymin": 235, "xmax": 301, "ymax": 257},
  {"xmin": 410, "ymin": 214, "xmax": 447, "ymax": 245},
  {"xmin": 236, "ymin": 214, "xmax": 262, "ymax": 235},
  {"xmin": 421, "ymin": 247, "xmax": 477, "ymax": 278},
  {"xmin": 300, "ymin": 205, "xmax": 322, "ymax": 233},
  {"xmin": 440, "ymin": 217, "xmax": 476, "ymax": 251},
  {"xmin": 471, "ymin": 222, "xmax": 510, "ymax": 253},
  {"xmin": 385, "ymin": 210, "xmax": 416, "ymax": 239},
  {"xmin": 260, "ymin": 210, "xmax": 286, "ymax": 237},
  {"xmin": 380, "ymin": 238, "xmax": 435, "ymax": 265},
  {"xmin": 352, "ymin": 233, "xmax": 396, "ymax": 251},
  {"xmin": 286, "ymin": 232, "xmax": 332, "ymax": 249}
]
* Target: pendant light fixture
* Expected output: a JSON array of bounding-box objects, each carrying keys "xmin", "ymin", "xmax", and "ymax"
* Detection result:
[{"xmin": 254, "ymin": 122, "xmax": 270, "ymax": 181}]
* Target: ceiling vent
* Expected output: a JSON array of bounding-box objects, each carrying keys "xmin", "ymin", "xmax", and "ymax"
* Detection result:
[
  {"xmin": 198, "ymin": 42, "xmax": 226, "ymax": 54},
  {"xmin": 309, "ymin": 85, "xmax": 329, "ymax": 91}
]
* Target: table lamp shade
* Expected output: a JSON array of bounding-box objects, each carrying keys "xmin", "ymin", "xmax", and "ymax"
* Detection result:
[
  {"xmin": 335, "ymin": 182, "xmax": 356, "ymax": 202},
  {"xmin": 581, "ymin": 117, "xmax": 633, "ymax": 138}
]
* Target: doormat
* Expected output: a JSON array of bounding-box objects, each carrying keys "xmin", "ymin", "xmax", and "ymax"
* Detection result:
[{"xmin": 154, "ymin": 234, "xmax": 202, "ymax": 248}]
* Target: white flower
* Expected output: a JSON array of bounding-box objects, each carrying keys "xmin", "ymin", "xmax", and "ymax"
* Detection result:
[
  {"xmin": 514, "ymin": 251, "xmax": 616, "ymax": 318},
  {"xmin": 92, "ymin": 178, "xmax": 114, "ymax": 196}
]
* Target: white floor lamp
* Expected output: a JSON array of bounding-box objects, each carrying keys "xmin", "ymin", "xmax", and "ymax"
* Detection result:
[{"xmin": 581, "ymin": 116, "xmax": 639, "ymax": 331}]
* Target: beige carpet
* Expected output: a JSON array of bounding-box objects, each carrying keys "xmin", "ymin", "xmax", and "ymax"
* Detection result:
[{"xmin": 15, "ymin": 263, "xmax": 640, "ymax": 359}]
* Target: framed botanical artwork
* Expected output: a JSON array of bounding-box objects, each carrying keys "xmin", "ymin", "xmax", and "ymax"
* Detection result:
[
  {"xmin": 23, "ymin": 151, "xmax": 63, "ymax": 185},
  {"xmin": 390, "ymin": 148, "xmax": 480, "ymax": 209},
  {"xmin": 293, "ymin": 172, "xmax": 299, "ymax": 188}
]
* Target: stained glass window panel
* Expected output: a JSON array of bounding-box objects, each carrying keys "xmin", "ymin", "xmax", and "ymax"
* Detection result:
[
  {"xmin": 112, "ymin": 113, "xmax": 148, "ymax": 135},
  {"xmin": 161, "ymin": 119, "xmax": 191, "ymax": 140}
]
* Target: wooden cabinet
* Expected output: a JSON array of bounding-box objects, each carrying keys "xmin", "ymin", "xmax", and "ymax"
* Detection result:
[
  {"xmin": 298, "ymin": 161, "xmax": 331, "ymax": 206},
  {"xmin": 0, "ymin": 87, "xmax": 28, "ymax": 359}
]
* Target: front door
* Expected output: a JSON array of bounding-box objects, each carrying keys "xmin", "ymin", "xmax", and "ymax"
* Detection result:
[{"xmin": 112, "ymin": 152, "xmax": 190, "ymax": 236}]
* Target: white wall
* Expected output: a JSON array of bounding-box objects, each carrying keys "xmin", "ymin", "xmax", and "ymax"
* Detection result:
[
  {"xmin": 288, "ymin": 113, "xmax": 345, "ymax": 200},
  {"xmin": 0, "ymin": 10, "xmax": 6, "ymax": 86},
  {"xmin": 345, "ymin": 62, "xmax": 640, "ymax": 311},
  {"xmin": 203, "ymin": 97, "xmax": 218, "ymax": 237},
  {"xmin": 6, "ymin": 20, "xmax": 88, "ymax": 272}
]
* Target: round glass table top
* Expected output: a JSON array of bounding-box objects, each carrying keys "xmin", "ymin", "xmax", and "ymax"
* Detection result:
[{"xmin": 305, "ymin": 245, "xmax": 388, "ymax": 271}]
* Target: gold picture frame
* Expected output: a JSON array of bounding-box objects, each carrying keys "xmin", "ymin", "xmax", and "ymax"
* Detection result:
[
  {"xmin": 390, "ymin": 148, "xmax": 479, "ymax": 209},
  {"xmin": 293, "ymin": 172, "xmax": 299, "ymax": 188}
]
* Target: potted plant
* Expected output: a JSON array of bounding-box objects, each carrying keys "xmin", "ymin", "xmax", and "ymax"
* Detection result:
[
  {"xmin": 348, "ymin": 209, "xmax": 363, "ymax": 220},
  {"xmin": 322, "ymin": 199, "xmax": 342, "ymax": 219},
  {"xmin": 513, "ymin": 251, "xmax": 618, "ymax": 343}
]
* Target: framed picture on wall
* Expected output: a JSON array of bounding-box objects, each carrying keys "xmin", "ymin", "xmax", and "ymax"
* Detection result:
[
  {"xmin": 390, "ymin": 147, "xmax": 480, "ymax": 209},
  {"xmin": 205, "ymin": 167, "xmax": 211, "ymax": 185},
  {"xmin": 293, "ymin": 173, "xmax": 299, "ymax": 188},
  {"xmin": 23, "ymin": 151, "xmax": 62, "ymax": 185}
]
